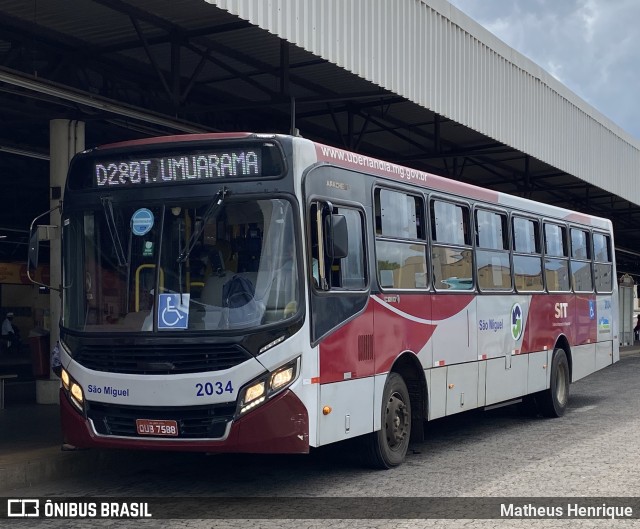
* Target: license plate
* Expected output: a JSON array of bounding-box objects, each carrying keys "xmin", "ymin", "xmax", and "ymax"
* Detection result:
[{"xmin": 135, "ymin": 419, "xmax": 179, "ymax": 437}]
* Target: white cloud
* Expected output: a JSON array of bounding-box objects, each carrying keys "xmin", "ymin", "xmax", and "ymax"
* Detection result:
[
  {"xmin": 448, "ymin": 0, "xmax": 640, "ymax": 139},
  {"xmin": 578, "ymin": 0, "xmax": 598, "ymax": 43}
]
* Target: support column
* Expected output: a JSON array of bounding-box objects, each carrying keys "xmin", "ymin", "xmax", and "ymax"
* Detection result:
[{"xmin": 37, "ymin": 119, "xmax": 85, "ymax": 404}]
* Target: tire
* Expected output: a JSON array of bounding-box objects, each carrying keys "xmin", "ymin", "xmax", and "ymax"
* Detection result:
[
  {"xmin": 537, "ymin": 348, "xmax": 570, "ymax": 417},
  {"xmin": 363, "ymin": 372, "xmax": 411, "ymax": 469}
]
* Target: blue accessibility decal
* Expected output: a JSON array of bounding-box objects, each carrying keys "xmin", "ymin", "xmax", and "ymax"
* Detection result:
[{"xmin": 157, "ymin": 293, "xmax": 190, "ymax": 330}]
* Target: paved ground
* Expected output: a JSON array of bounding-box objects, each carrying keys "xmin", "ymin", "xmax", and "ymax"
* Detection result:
[{"xmin": 1, "ymin": 348, "xmax": 639, "ymax": 528}]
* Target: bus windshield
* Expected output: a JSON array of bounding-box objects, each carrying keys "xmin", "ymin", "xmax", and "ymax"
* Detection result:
[{"xmin": 62, "ymin": 196, "xmax": 299, "ymax": 333}]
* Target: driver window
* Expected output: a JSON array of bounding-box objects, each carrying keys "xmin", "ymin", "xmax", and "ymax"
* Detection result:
[{"xmin": 310, "ymin": 202, "xmax": 366, "ymax": 291}]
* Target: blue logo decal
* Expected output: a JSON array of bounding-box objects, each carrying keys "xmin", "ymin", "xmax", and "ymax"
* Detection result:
[
  {"xmin": 588, "ymin": 300, "xmax": 595, "ymax": 320},
  {"xmin": 131, "ymin": 208, "xmax": 154, "ymax": 236},
  {"xmin": 157, "ymin": 293, "xmax": 190, "ymax": 330}
]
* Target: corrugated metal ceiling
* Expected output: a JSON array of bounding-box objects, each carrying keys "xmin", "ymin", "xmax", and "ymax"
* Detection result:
[{"xmin": 0, "ymin": 0, "xmax": 639, "ymax": 272}]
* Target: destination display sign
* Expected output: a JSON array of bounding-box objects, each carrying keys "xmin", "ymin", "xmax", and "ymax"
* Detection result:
[{"xmin": 94, "ymin": 148, "xmax": 262, "ymax": 188}]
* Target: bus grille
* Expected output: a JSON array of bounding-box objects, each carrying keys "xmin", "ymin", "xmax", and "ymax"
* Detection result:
[
  {"xmin": 87, "ymin": 402, "xmax": 235, "ymax": 439},
  {"xmin": 74, "ymin": 343, "xmax": 251, "ymax": 374}
]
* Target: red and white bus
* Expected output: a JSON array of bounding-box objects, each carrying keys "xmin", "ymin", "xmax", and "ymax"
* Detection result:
[{"xmin": 33, "ymin": 132, "xmax": 618, "ymax": 468}]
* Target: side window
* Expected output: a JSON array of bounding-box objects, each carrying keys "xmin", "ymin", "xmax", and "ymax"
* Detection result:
[
  {"xmin": 513, "ymin": 216, "xmax": 538, "ymax": 254},
  {"xmin": 593, "ymin": 232, "xmax": 613, "ymax": 292},
  {"xmin": 310, "ymin": 202, "xmax": 366, "ymax": 291},
  {"xmin": 571, "ymin": 228, "xmax": 589, "ymax": 259},
  {"xmin": 341, "ymin": 208, "xmax": 367, "ymax": 289},
  {"xmin": 375, "ymin": 188, "xmax": 427, "ymax": 289},
  {"xmin": 431, "ymin": 199, "xmax": 473, "ymax": 291},
  {"xmin": 432, "ymin": 200, "xmax": 470, "ymax": 245},
  {"xmin": 475, "ymin": 209, "xmax": 511, "ymax": 291},
  {"xmin": 570, "ymin": 228, "xmax": 593, "ymax": 292},
  {"xmin": 544, "ymin": 222, "xmax": 570, "ymax": 292},
  {"xmin": 512, "ymin": 216, "xmax": 543, "ymax": 292},
  {"xmin": 476, "ymin": 209, "xmax": 507, "ymax": 250},
  {"xmin": 376, "ymin": 189, "xmax": 423, "ymax": 239}
]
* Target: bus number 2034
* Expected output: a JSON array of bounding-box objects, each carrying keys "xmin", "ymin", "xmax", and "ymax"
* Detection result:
[{"xmin": 195, "ymin": 381, "xmax": 234, "ymax": 397}]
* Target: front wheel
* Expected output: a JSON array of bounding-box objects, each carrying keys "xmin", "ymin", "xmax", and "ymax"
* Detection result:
[
  {"xmin": 538, "ymin": 348, "xmax": 570, "ymax": 417},
  {"xmin": 363, "ymin": 372, "xmax": 411, "ymax": 469}
]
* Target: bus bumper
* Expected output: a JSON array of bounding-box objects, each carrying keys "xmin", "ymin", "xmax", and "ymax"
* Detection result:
[{"xmin": 60, "ymin": 388, "xmax": 309, "ymax": 454}]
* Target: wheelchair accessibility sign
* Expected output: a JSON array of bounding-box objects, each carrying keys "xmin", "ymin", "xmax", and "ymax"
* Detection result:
[{"xmin": 157, "ymin": 293, "xmax": 190, "ymax": 330}]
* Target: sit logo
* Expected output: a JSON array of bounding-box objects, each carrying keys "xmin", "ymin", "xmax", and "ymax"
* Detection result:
[{"xmin": 555, "ymin": 302, "xmax": 569, "ymax": 319}]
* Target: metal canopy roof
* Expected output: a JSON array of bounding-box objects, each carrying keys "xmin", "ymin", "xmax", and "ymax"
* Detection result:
[{"xmin": 0, "ymin": 0, "xmax": 639, "ymax": 275}]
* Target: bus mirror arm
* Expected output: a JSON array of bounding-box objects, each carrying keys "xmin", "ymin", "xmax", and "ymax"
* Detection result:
[{"xmin": 27, "ymin": 205, "xmax": 62, "ymax": 292}]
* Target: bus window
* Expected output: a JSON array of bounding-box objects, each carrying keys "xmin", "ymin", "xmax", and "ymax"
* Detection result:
[
  {"xmin": 432, "ymin": 200, "xmax": 469, "ymax": 246},
  {"xmin": 63, "ymin": 198, "xmax": 301, "ymax": 332},
  {"xmin": 340, "ymin": 208, "xmax": 366, "ymax": 289},
  {"xmin": 475, "ymin": 209, "xmax": 511, "ymax": 291},
  {"xmin": 376, "ymin": 189, "xmax": 424, "ymax": 239},
  {"xmin": 375, "ymin": 189, "xmax": 427, "ymax": 290},
  {"xmin": 377, "ymin": 241, "xmax": 428, "ymax": 289},
  {"xmin": 593, "ymin": 232, "xmax": 613, "ymax": 292},
  {"xmin": 512, "ymin": 216, "xmax": 543, "ymax": 292},
  {"xmin": 513, "ymin": 216, "xmax": 538, "ymax": 254},
  {"xmin": 544, "ymin": 222, "xmax": 570, "ymax": 292},
  {"xmin": 311, "ymin": 203, "xmax": 366, "ymax": 291},
  {"xmin": 431, "ymin": 199, "xmax": 472, "ymax": 291},
  {"xmin": 570, "ymin": 228, "xmax": 593, "ymax": 292}
]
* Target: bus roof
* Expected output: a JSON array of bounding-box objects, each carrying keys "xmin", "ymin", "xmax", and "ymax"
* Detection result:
[
  {"xmin": 79, "ymin": 132, "xmax": 611, "ymax": 231},
  {"xmin": 310, "ymin": 137, "xmax": 611, "ymax": 231}
]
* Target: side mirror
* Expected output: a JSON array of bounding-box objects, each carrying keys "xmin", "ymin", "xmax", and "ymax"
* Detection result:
[
  {"xmin": 324, "ymin": 214, "xmax": 349, "ymax": 259},
  {"xmin": 27, "ymin": 208, "xmax": 60, "ymax": 292},
  {"xmin": 27, "ymin": 230, "xmax": 39, "ymax": 275}
]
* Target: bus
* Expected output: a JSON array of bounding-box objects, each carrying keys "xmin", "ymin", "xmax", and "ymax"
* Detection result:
[{"xmin": 29, "ymin": 132, "xmax": 619, "ymax": 468}]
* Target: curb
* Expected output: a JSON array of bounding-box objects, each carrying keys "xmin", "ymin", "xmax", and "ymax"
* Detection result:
[{"xmin": 0, "ymin": 446, "xmax": 155, "ymax": 493}]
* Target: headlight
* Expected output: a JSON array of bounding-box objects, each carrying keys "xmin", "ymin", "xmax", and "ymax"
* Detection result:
[
  {"xmin": 61, "ymin": 369, "xmax": 85, "ymax": 414},
  {"xmin": 244, "ymin": 381, "xmax": 266, "ymax": 403},
  {"xmin": 237, "ymin": 357, "xmax": 299, "ymax": 417},
  {"xmin": 70, "ymin": 382, "xmax": 84, "ymax": 404},
  {"xmin": 270, "ymin": 365, "xmax": 294, "ymax": 391},
  {"xmin": 61, "ymin": 369, "xmax": 70, "ymax": 390}
]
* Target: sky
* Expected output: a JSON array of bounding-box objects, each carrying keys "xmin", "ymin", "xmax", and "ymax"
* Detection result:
[{"xmin": 447, "ymin": 0, "xmax": 640, "ymax": 140}]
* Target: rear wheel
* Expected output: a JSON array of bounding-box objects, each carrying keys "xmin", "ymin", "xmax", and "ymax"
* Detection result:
[
  {"xmin": 363, "ymin": 372, "xmax": 411, "ymax": 469},
  {"xmin": 538, "ymin": 348, "xmax": 570, "ymax": 417}
]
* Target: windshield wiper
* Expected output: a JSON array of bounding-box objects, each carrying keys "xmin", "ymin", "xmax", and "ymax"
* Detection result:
[
  {"xmin": 100, "ymin": 196, "xmax": 128, "ymax": 267},
  {"xmin": 177, "ymin": 186, "xmax": 228, "ymax": 263}
]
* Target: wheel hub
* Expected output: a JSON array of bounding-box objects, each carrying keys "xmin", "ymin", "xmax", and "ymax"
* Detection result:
[{"xmin": 385, "ymin": 392, "xmax": 409, "ymax": 448}]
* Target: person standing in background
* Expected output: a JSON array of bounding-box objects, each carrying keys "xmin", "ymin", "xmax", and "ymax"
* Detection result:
[{"xmin": 2, "ymin": 312, "xmax": 17, "ymax": 351}]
